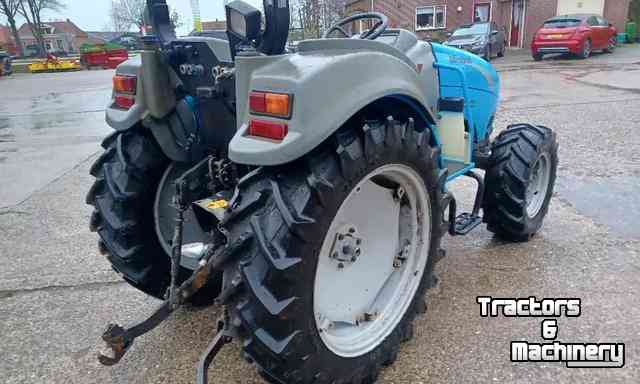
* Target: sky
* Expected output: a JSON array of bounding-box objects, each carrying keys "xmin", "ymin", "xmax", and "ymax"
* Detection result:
[{"xmin": 2, "ymin": 0, "xmax": 263, "ymax": 35}]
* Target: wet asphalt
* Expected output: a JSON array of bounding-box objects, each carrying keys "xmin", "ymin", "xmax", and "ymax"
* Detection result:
[{"xmin": 0, "ymin": 46, "xmax": 639, "ymax": 383}]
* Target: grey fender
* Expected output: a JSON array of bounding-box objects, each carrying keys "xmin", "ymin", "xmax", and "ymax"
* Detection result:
[
  {"xmin": 104, "ymin": 55, "xmax": 195, "ymax": 163},
  {"xmin": 105, "ymin": 56, "xmax": 146, "ymax": 131},
  {"xmin": 229, "ymin": 39, "xmax": 438, "ymax": 166}
]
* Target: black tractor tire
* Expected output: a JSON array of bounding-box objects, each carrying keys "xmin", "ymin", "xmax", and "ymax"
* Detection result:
[
  {"xmin": 87, "ymin": 128, "xmax": 220, "ymax": 300},
  {"xmin": 217, "ymin": 117, "xmax": 444, "ymax": 383},
  {"xmin": 483, "ymin": 124, "xmax": 558, "ymax": 242}
]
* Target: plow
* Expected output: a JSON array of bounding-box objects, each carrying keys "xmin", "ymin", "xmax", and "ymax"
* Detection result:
[{"xmin": 88, "ymin": 1, "xmax": 558, "ymax": 382}]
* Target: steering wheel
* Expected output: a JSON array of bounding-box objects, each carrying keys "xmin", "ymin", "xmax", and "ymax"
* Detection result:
[{"xmin": 323, "ymin": 12, "xmax": 389, "ymax": 40}]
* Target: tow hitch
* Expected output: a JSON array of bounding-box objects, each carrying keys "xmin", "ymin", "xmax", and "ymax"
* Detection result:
[{"xmin": 97, "ymin": 157, "xmax": 237, "ymax": 383}]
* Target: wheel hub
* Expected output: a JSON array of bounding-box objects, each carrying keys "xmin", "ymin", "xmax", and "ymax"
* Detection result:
[
  {"xmin": 329, "ymin": 226, "xmax": 363, "ymax": 266},
  {"xmin": 314, "ymin": 164, "xmax": 431, "ymax": 358},
  {"xmin": 526, "ymin": 153, "xmax": 551, "ymax": 218},
  {"xmin": 154, "ymin": 164, "xmax": 210, "ymax": 270}
]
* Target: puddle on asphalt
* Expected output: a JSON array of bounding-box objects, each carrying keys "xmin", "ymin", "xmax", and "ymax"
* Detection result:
[{"xmin": 556, "ymin": 175, "xmax": 640, "ymax": 240}]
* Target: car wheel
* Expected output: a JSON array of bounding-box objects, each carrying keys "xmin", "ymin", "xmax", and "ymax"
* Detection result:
[
  {"xmin": 533, "ymin": 53, "xmax": 543, "ymax": 61},
  {"xmin": 484, "ymin": 46, "xmax": 491, "ymax": 61},
  {"xmin": 580, "ymin": 39, "xmax": 591, "ymax": 59},
  {"xmin": 604, "ymin": 37, "xmax": 616, "ymax": 53}
]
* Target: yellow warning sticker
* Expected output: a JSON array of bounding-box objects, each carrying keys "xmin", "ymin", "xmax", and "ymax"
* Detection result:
[{"xmin": 207, "ymin": 199, "xmax": 229, "ymax": 210}]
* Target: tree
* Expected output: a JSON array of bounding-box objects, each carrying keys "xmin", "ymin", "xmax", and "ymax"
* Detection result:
[
  {"xmin": 290, "ymin": 0, "xmax": 347, "ymax": 40},
  {"xmin": 0, "ymin": 0, "xmax": 24, "ymax": 56},
  {"xmin": 19, "ymin": 0, "xmax": 66, "ymax": 56},
  {"xmin": 110, "ymin": 0, "xmax": 182, "ymax": 33}
]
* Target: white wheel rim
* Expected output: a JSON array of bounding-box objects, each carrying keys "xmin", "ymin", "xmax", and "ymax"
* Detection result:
[
  {"xmin": 526, "ymin": 153, "xmax": 551, "ymax": 218},
  {"xmin": 313, "ymin": 164, "xmax": 431, "ymax": 358}
]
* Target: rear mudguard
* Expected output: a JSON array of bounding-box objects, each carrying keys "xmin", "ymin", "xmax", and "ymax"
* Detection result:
[
  {"xmin": 229, "ymin": 39, "xmax": 439, "ymax": 166},
  {"xmin": 105, "ymin": 58, "xmax": 208, "ymax": 163}
]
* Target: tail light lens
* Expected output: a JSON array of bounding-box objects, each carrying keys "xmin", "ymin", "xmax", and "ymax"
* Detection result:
[
  {"xmin": 249, "ymin": 91, "xmax": 292, "ymax": 118},
  {"xmin": 115, "ymin": 95, "xmax": 135, "ymax": 109},
  {"xmin": 113, "ymin": 75, "xmax": 137, "ymax": 94},
  {"xmin": 248, "ymin": 119, "xmax": 288, "ymax": 141},
  {"xmin": 113, "ymin": 75, "xmax": 137, "ymax": 110}
]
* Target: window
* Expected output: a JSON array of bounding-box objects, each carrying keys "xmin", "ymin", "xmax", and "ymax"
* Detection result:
[
  {"xmin": 543, "ymin": 18, "xmax": 581, "ymax": 28},
  {"xmin": 56, "ymin": 39, "xmax": 64, "ymax": 50},
  {"xmin": 586, "ymin": 16, "xmax": 599, "ymax": 26},
  {"xmin": 416, "ymin": 5, "xmax": 446, "ymax": 31},
  {"xmin": 474, "ymin": 3, "xmax": 491, "ymax": 23}
]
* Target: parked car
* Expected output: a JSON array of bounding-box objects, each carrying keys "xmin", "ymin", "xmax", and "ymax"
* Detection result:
[
  {"xmin": 189, "ymin": 30, "xmax": 228, "ymax": 40},
  {"xmin": 443, "ymin": 22, "xmax": 506, "ymax": 61},
  {"xmin": 0, "ymin": 51, "xmax": 12, "ymax": 77},
  {"xmin": 531, "ymin": 14, "xmax": 617, "ymax": 61}
]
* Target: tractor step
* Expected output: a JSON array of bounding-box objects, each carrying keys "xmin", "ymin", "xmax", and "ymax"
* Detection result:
[
  {"xmin": 444, "ymin": 171, "xmax": 486, "ymax": 237},
  {"xmin": 454, "ymin": 212, "xmax": 482, "ymax": 235}
]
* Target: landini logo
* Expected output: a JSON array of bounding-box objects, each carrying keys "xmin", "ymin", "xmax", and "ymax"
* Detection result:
[{"xmin": 477, "ymin": 297, "xmax": 625, "ymax": 368}]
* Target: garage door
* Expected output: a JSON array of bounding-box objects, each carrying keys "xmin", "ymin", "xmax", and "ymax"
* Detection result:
[{"xmin": 557, "ymin": 0, "xmax": 605, "ymax": 15}]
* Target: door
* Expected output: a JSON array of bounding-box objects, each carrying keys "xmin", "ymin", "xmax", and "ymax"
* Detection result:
[
  {"xmin": 586, "ymin": 16, "xmax": 603, "ymax": 48},
  {"xmin": 510, "ymin": 0, "xmax": 524, "ymax": 47},
  {"xmin": 595, "ymin": 16, "xmax": 611, "ymax": 49}
]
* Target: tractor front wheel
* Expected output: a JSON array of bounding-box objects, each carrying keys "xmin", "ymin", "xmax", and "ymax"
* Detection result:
[
  {"xmin": 483, "ymin": 124, "xmax": 558, "ymax": 241},
  {"xmin": 217, "ymin": 117, "xmax": 444, "ymax": 383}
]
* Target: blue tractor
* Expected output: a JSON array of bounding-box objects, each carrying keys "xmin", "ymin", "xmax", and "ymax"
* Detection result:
[{"xmin": 91, "ymin": 1, "xmax": 558, "ymax": 382}]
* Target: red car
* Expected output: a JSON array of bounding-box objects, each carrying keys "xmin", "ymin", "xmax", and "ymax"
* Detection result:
[{"xmin": 531, "ymin": 14, "xmax": 617, "ymax": 61}]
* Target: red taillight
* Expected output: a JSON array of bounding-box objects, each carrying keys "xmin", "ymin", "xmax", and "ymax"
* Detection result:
[
  {"xmin": 115, "ymin": 94, "xmax": 135, "ymax": 109},
  {"xmin": 113, "ymin": 75, "xmax": 137, "ymax": 110},
  {"xmin": 113, "ymin": 75, "xmax": 137, "ymax": 94},
  {"xmin": 249, "ymin": 91, "xmax": 267, "ymax": 113},
  {"xmin": 249, "ymin": 91, "xmax": 292, "ymax": 118},
  {"xmin": 248, "ymin": 119, "xmax": 288, "ymax": 141}
]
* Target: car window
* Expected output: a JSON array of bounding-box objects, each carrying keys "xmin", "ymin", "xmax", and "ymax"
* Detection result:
[
  {"xmin": 597, "ymin": 17, "xmax": 608, "ymax": 26},
  {"xmin": 543, "ymin": 18, "xmax": 581, "ymax": 28},
  {"xmin": 587, "ymin": 17, "xmax": 599, "ymax": 26},
  {"xmin": 452, "ymin": 23, "xmax": 489, "ymax": 37}
]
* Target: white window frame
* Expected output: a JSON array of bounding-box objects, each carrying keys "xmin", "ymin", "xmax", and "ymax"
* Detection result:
[{"xmin": 415, "ymin": 5, "xmax": 447, "ymax": 31}]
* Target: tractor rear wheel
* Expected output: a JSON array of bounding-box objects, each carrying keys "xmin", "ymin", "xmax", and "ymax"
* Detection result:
[
  {"xmin": 483, "ymin": 124, "xmax": 558, "ymax": 242},
  {"xmin": 86, "ymin": 128, "xmax": 221, "ymax": 300},
  {"xmin": 217, "ymin": 117, "xmax": 443, "ymax": 383}
]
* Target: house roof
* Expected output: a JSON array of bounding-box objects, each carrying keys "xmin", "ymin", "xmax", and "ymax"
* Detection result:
[
  {"xmin": 202, "ymin": 20, "xmax": 227, "ymax": 31},
  {"xmin": 18, "ymin": 19, "xmax": 88, "ymax": 38}
]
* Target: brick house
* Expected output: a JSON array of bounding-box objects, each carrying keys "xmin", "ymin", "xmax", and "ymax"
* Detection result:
[
  {"xmin": 346, "ymin": 0, "xmax": 630, "ymax": 48},
  {"xmin": 0, "ymin": 25, "xmax": 18, "ymax": 55},
  {"xmin": 18, "ymin": 19, "xmax": 90, "ymax": 55}
]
